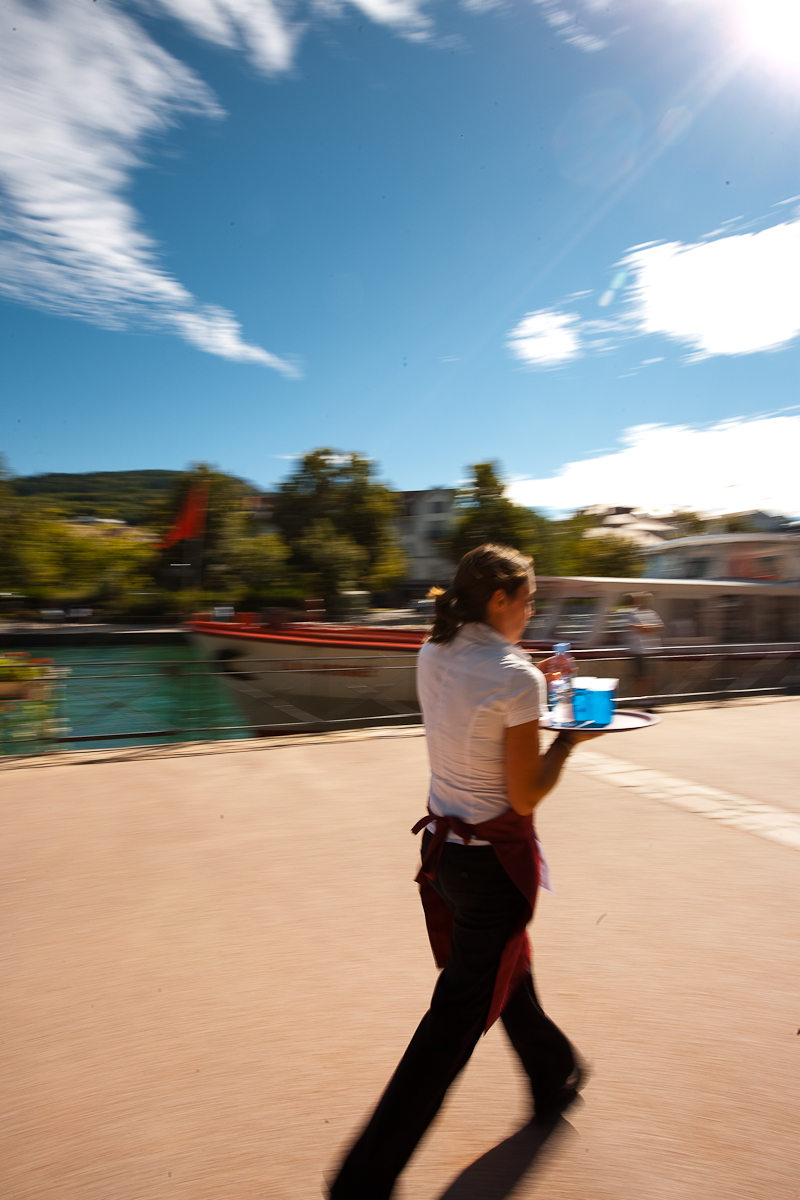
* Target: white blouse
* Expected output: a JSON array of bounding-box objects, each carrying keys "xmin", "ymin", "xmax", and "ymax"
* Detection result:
[{"xmin": 417, "ymin": 622, "xmax": 548, "ymax": 844}]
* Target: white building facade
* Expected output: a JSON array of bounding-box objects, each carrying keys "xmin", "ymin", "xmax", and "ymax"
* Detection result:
[{"xmin": 396, "ymin": 488, "xmax": 457, "ymax": 590}]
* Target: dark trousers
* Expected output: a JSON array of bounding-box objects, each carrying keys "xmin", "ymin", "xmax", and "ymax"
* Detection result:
[{"xmin": 329, "ymin": 837, "xmax": 575, "ymax": 1200}]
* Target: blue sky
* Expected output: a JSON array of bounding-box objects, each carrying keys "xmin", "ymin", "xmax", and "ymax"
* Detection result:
[{"xmin": 1, "ymin": 0, "xmax": 800, "ymax": 513}]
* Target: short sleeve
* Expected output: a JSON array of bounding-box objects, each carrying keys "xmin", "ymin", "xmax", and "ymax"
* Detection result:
[{"xmin": 504, "ymin": 661, "xmax": 548, "ymax": 727}]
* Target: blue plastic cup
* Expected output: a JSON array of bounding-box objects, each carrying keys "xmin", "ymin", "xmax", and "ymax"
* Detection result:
[
  {"xmin": 572, "ymin": 686, "xmax": 593, "ymax": 723},
  {"xmin": 590, "ymin": 680, "xmax": 616, "ymax": 725}
]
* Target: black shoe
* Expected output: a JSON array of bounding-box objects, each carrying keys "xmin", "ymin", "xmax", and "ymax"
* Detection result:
[{"xmin": 533, "ymin": 1061, "xmax": 588, "ymax": 1124}]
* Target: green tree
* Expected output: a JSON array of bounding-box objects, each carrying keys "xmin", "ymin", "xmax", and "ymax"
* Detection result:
[
  {"xmin": 156, "ymin": 464, "xmax": 278, "ymax": 597},
  {"xmin": 272, "ymin": 450, "xmax": 406, "ymax": 593},
  {"xmin": 667, "ymin": 510, "xmax": 707, "ymax": 538},
  {"xmin": 448, "ymin": 462, "xmax": 551, "ymax": 565},
  {"xmin": 563, "ymin": 533, "xmax": 644, "ymax": 577},
  {"xmin": 0, "ymin": 461, "xmax": 84, "ymax": 598},
  {"xmin": 533, "ymin": 511, "xmax": 593, "ymax": 576},
  {"xmin": 0, "ymin": 457, "xmax": 159, "ymax": 606},
  {"xmin": 42, "ymin": 525, "xmax": 156, "ymax": 601},
  {"xmin": 297, "ymin": 520, "xmax": 368, "ymax": 604},
  {"xmin": 225, "ymin": 531, "xmax": 290, "ymax": 594},
  {"xmin": 156, "ymin": 464, "xmax": 254, "ymax": 576},
  {"xmin": 147, "ymin": 463, "xmax": 295, "ymax": 608},
  {"xmin": 1, "ymin": 461, "xmax": 33, "ymax": 592}
]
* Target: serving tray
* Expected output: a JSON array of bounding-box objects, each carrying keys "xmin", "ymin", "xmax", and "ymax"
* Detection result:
[{"xmin": 540, "ymin": 709, "xmax": 660, "ymax": 733}]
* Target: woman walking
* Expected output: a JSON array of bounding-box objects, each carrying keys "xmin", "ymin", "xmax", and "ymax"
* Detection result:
[{"xmin": 328, "ymin": 544, "xmax": 600, "ymax": 1200}]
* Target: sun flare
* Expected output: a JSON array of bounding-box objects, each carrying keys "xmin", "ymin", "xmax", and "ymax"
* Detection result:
[{"xmin": 739, "ymin": 0, "xmax": 800, "ymax": 70}]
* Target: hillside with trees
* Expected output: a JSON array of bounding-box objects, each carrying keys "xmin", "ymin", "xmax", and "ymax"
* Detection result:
[
  {"xmin": 11, "ymin": 470, "xmax": 193, "ymax": 525},
  {"xmin": 1, "ymin": 462, "xmax": 274, "ymax": 618},
  {"xmin": 0, "ymin": 465, "xmax": 159, "ymax": 612},
  {"xmin": 0, "ymin": 453, "xmax": 409, "ymax": 617},
  {"xmin": 1, "ymin": 452, "xmax": 648, "ymax": 620}
]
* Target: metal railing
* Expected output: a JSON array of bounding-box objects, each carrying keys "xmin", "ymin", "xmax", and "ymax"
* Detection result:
[
  {"xmin": 1, "ymin": 648, "xmax": 798, "ymax": 754},
  {"xmin": 0, "ymin": 653, "xmax": 424, "ymax": 753}
]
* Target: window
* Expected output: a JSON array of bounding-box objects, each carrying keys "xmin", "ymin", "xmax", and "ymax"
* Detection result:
[
  {"xmin": 524, "ymin": 599, "xmax": 554, "ymax": 638},
  {"xmin": 669, "ymin": 598, "xmax": 704, "ymax": 640},
  {"xmin": 729, "ymin": 554, "xmax": 779, "ymax": 581},
  {"xmin": 552, "ymin": 599, "xmax": 598, "ymax": 643},
  {"xmin": 719, "ymin": 596, "xmax": 756, "ymax": 643}
]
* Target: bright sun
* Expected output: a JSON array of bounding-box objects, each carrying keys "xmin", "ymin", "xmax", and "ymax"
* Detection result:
[{"xmin": 738, "ymin": 0, "xmax": 800, "ymax": 69}]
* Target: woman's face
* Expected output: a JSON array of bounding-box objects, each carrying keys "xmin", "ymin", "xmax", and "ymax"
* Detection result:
[{"xmin": 485, "ymin": 574, "xmax": 535, "ymax": 643}]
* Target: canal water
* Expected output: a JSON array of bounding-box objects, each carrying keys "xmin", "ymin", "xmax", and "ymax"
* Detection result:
[{"xmin": 2, "ymin": 645, "xmax": 249, "ymax": 754}]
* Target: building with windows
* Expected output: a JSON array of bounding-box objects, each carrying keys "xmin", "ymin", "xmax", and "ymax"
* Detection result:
[
  {"xmin": 396, "ymin": 488, "xmax": 457, "ymax": 590},
  {"xmin": 642, "ymin": 533, "xmax": 800, "ymax": 584},
  {"xmin": 702, "ymin": 510, "xmax": 792, "ymax": 535}
]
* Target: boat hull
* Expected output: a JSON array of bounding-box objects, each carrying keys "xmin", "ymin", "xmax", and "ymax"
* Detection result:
[
  {"xmin": 188, "ymin": 617, "xmax": 800, "ymax": 733},
  {"xmin": 189, "ymin": 621, "xmax": 421, "ymax": 731}
]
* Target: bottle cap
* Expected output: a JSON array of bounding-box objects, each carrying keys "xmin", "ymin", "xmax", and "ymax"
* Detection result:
[{"xmin": 553, "ymin": 642, "xmax": 571, "ymax": 654}]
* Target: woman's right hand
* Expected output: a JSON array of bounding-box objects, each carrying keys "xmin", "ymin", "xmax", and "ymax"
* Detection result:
[{"xmin": 537, "ymin": 651, "xmax": 575, "ymax": 685}]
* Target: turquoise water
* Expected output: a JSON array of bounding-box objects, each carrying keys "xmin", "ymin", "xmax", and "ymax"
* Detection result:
[{"xmin": 1, "ymin": 645, "xmax": 248, "ymax": 753}]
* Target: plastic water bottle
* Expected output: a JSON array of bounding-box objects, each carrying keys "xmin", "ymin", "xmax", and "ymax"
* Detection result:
[{"xmin": 549, "ymin": 641, "xmax": 575, "ymax": 727}]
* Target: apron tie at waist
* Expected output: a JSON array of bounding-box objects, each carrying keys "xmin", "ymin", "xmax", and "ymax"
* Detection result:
[
  {"xmin": 410, "ymin": 806, "xmax": 541, "ymax": 1032},
  {"xmin": 411, "ymin": 813, "xmax": 478, "ymax": 882}
]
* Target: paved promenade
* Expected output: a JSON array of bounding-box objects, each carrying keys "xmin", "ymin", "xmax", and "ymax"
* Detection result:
[{"xmin": 2, "ymin": 699, "xmax": 798, "ymax": 1200}]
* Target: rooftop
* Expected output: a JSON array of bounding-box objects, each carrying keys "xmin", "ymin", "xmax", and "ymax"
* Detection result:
[{"xmin": 642, "ymin": 532, "xmax": 800, "ymax": 553}]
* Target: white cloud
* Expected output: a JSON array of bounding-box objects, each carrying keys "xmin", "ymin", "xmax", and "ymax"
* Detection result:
[
  {"xmin": 151, "ymin": 0, "xmax": 433, "ymax": 64},
  {"xmin": 507, "ymin": 211, "xmax": 800, "ymax": 368},
  {"xmin": 506, "ymin": 414, "xmax": 800, "ymax": 515},
  {"xmin": 460, "ymin": 0, "xmax": 504, "ymax": 13},
  {"xmin": 526, "ymin": 0, "xmax": 800, "ymax": 72},
  {"xmin": 506, "ymin": 308, "xmax": 583, "ymax": 366},
  {"xmin": 151, "ymin": 0, "xmax": 304, "ymax": 72},
  {"xmin": 531, "ymin": 0, "xmax": 608, "ymax": 52},
  {"xmin": 621, "ymin": 218, "xmax": 800, "ymax": 358},
  {"xmin": 347, "ymin": 0, "xmax": 433, "ymax": 37},
  {"xmin": 0, "ymin": 0, "xmax": 433, "ymax": 372},
  {"xmin": 0, "ymin": 0, "xmax": 301, "ymax": 373},
  {"xmin": 532, "ymin": 0, "xmax": 800, "ymax": 65}
]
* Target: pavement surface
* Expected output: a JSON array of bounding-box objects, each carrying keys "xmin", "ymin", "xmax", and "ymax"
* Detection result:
[
  {"xmin": 593, "ymin": 695, "xmax": 800, "ymax": 813},
  {"xmin": 2, "ymin": 699, "xmax": 799, "ymax": 1200}
]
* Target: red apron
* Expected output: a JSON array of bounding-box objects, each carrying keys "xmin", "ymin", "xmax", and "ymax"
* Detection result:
[{"xmin": 411, "ymin": 807, "xmax": 540, "ymax": 1032}]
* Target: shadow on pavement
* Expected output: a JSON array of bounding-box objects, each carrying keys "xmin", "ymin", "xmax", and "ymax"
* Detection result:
[{"xmin": 435, "ymin": 1112, "xmax": 576, "ymax": 1200}]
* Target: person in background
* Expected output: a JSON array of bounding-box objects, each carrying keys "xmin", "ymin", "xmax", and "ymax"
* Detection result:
[
  {"xmin": 624, "ymin": 592, "xmax": 664, "ymax": 704},
  {"xmin": 328, "ymin": 544, "xmax": 602, "ymax": 1200}
]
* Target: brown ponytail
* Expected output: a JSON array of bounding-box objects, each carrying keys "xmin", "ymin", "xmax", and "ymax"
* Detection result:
[{"xmin": 429, "ymin": 543, "xmax": 533, "ymax": 645}]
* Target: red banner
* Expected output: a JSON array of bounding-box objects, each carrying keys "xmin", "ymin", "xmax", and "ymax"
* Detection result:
[{"xmin": 161, "ymin": 483, "xmax": 208, "ymax": 549}]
